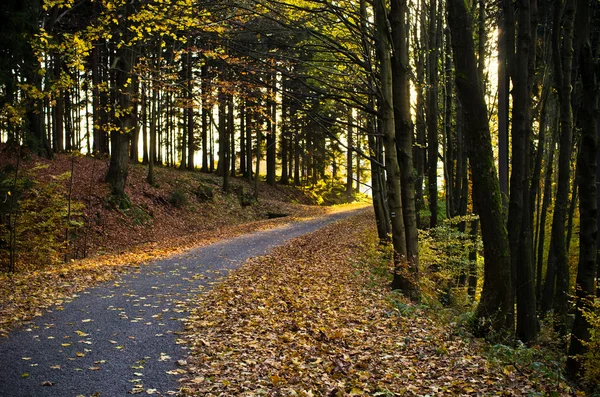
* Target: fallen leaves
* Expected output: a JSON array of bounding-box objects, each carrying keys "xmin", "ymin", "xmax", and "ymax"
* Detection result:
[{"xmin": 178, "ymin": 211, "xmax": 564, "ymax": 396}]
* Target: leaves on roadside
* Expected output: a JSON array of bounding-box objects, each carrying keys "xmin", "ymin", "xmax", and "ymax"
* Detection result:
[{"xmin": 179, "ymin": 211, "xmax": 564, "ymax": 396}]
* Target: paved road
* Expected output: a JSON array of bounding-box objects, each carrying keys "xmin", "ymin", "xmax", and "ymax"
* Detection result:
[{"xmin": 0, "ymin": 208, "xmax": 365, "ymax": 397}]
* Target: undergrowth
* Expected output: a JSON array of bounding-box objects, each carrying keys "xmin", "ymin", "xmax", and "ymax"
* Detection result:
[
  {"xmin": 0, "ymin": 164, "xmax": 84, "ymax": 271},
  {"xmin": 366, "ymin": 215, "xmax": 581, "ymax": 394}
]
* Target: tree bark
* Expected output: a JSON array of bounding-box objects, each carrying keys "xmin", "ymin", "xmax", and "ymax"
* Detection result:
[
  {"xmin": 505, "ymin": 0, "xmax": 537, "ymax": 342},
  {"xmin": 201, "ymin": 63, "xmax": 209, "ymax": 173},
  {"xmin": 414, "ymin": 1, "xmax": 427, "ymax": 228},
  {"xmin": 106, "ymin": 41, "xmax": 135, "ymax": 199},
  {"xmin": 391, "ymin": 0, "xmax": 420, "ymax": 300},
  {"xmin": 373, "ymin": 0, "xmax": 410, "ymax": 297},
  {"xmin": 566, "ymin": 31, "xmax": 598, "ymax": 379},
  {"xmin": 448, "ymin": 0, "xmax": 512, "ymax": 334},
  {"xmin": 426, "ymin": 0, "xmax": 439, "ymax": 228},
  {"xmin": 346, "ymin": 106, "xmax": 353, "ymax": 196},
  {"xmin": 548, "ymin": 0, "xmax": 576, "ymax": 337},
  {"xmin": 266, "ymin": 73, "xmax": 277, "ymax": 186}
]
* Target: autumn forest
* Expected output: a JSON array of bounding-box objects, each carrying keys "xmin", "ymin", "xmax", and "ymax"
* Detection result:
[{"xmin": 0, "ymin": 0, "xmax": 599, "ymax": 395}]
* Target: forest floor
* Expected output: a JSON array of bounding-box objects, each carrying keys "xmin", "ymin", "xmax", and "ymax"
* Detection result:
[
  {"xmin": 0, "ymin": 148, "xmax": 363, "ymax": 337},
  {"xmin": 179, "ymin": 211, "xmax": 576, "ymax": 396}
]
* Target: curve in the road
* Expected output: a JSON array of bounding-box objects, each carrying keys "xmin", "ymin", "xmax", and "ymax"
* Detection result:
[{"xmin": 0, "ymin": 208, "xmax": 364, "ymax": 397}]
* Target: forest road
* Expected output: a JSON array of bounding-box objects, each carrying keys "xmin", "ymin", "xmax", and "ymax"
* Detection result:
[{"xmin": 0, "ymin": 206, "xmax": 368, "ymax": 397}]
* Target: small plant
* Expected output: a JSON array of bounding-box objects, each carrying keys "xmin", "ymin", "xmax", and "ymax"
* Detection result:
[
  {"xmin": 169, "ymin": 187, "xmax": 188, "ymax": 208},
  {"xmin": 581, "ymin": 298, "xmax": 600, "ymax": 389},
  {"xmin": 120, "ymin": 205, "xmax": 152, "ymax": 226},
  {"xmin": 418, "ymin": 215, "xmax": 481, "ymax": 307},
  {"xmin": 195, "ymin": 184, "xmax": 214, "ymax": 202}
]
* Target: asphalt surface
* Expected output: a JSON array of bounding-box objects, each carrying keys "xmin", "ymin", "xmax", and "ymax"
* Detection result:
[{"xmin": 0, "ymin": 208, "xmax": 364, "ymax": 397}]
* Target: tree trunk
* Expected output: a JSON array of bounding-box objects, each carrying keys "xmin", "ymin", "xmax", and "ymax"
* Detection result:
[
  {"xmin": 373, "ymin": 0, "xmax": 410, "ymax": 296},
  {"xmin": 448, "ymin": 0, "xmax": 512, "ymax": 334},
  {"xmin": 229, "ymin": 94, "xmax": 235, "ymax": 177},
  {"xmin": 498, "ymin": 10, "xmax": 510, "ymax": 208},
  {"xmin": 505, "ymin": 0, "xmax": 537, "ymax": 342},
  {"xmin": 186, "ymin": 49, "xmax": 195, "ymax": 171},
  {"xmin": 391, "ymin": 0, "xmax": 420, "ymax": 300},
  {"xmin": 141, "ymin": 83, "xmax": 148, "ymax": 164},
  {"xmin": 266, "ymin": 74, "xmax": 277, "ymax": 186},
  {"xmin": 106, "ymin": 42, "xmax": 135, "ymax": 199},
  {"xmin": 468, "ymin": 217, "xmax": 479, "ymax": 300},
  {"xmin": 549, "ymin": 0, "xmax": 576, "ymax": 337},
  {"xmin": 539, "ymin": 111, "xmax": 559, "ymax": 310},
  {"xmin": 346, "ymin": 106, "xmax": 353, "ymax": 196},
  {"xmin": 147, "ymin": 80, "xmax": 157, "ymax": 185},
  {"xmin": 129, "ymin": 75, "xmax": 139, "ymax": 163},
  {"xmin": 426, "ymin": 0, "xmax": 439, "ymax": 228},
  {"xmin": 414, "ymin": 1, "xmax": 427, "ymax": 228},
  {"xmin": 246, "ymin": 99, "xmax": 254, "ymax": 182},
  {"xmin": 201, "ymin": 63, "xmax": 209, "ymax": 173},
  {"xmin": 566, "ymin": 29, "xmax": 598, "ymax": 378}
]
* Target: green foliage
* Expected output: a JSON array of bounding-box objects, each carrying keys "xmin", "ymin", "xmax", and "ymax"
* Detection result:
[
  {"xmin": 582, "ymin": 298, "xmax": 600, "ymax": 389},
  {"xmin": 419, "ymin": 193, "xmax": 448, "ymax": 226},
  {"xmin": 169, "ymin": 187, "xmax": 188, "ymax": 208},
  {"xmin": 0, "ymin": 165, "xmax": 84, "ymax": 271},
  {"xmin": 235, "ymin": 186, "xmax": 256, "ymax": 208},
  {"xmin": 418, "ymin": 215, "xmax": 481, "ymax": 306},
  {"xmin": 484, "ymin": 322, "xmax": 568, "ymax": 393},
  {"xmin": 302, "ymin": 179, "xmax": 369, "ymax": 205},
  {"xmin": 120, "ymin": 205, "xmax": 152, "ymax": 226},
  {"xmin": 194, "ymin": 184, "xmax": 214, "ymax": 203}
]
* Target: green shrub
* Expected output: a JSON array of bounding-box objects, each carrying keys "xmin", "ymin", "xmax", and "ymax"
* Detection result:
[
  {"xmin": 169, "ymin": 187, "xmax": 188, "ymax": 208},
  {"xmin": 419, "ymin": 215, "xmax": 481, "ymax": 306},
  {"xmin": 0, "ymin": 165, "xmax": 84, "ymax": 271},
  {"xmin": 582, "ymin": 298, "xmax": 600, "ymax": 388},
  {"xmin": 195, "ymin": 184, "xmax": 214, "ymax": 202}
]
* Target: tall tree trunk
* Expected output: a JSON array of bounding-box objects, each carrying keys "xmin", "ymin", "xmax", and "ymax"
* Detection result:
[
  {"xmin": 217, "ymin": 86, "xmax": 230, "ymax": 191},
  {"xmin": 129, "ymin": 76, "xmax": 139, "ymax": 163},
  {"xmin": 106, "ymin": 41, "xmax": 135, "ymax": 199},
  {"xmin": 443, "ymin": 25, "xmax": 454, "ymax": 218},
  {"xmin": 147, "ymin": 80, "xmax": 157, "ymax": 185},
  {"xmin": 368, "ymin": 117, "xmax": 390, "ymax": 242},
  {"xmin": 548, "ymin": 0, "xmax": 576, "ymax": 337},
  {"xmin": 505, "ymin": 0, "xmax": 537, "ymax": 342},
  {"xmin": 346, "ymin": 106, "xmax": 354, "ymax": 196},
  {"xmin": 414, "ymin": 0, "xmax": 427, "ymax": 228},
  {"xmin": 539, "ymin": 111, "xmax": 559, "ymax": 310},
  {"xmin": 498, "ymin": 9, "xmax": 510, "ymax": 208},
  {"xmin": 280, "ymin": 81, "xmax": 289, "ymax": 185},
  {"xmin": 228, "ymin": 94, "xmax": 235, "ymax": 177},
  {"xmin": 186, "ymin": 48, "xmax": 194, "ymax": 171},
  {"xmin": 240, "ymin": 101, "xmax": 246, "ymax": 178},
  {"xmin": 391, "ymin": 0, "xmax": 420, "ymax": 300},
  {"xmin": 426, "ymin": 0, "xmax": 439, "ymax": 228},
  {"xmin": 142, "ymin": 84, "xmax": 148, "ymax": 164},
  {"xmin": 201, "ymin": 63, "xmax": 209, "ymax": 173},
  {"xmin": 246, "ymin": 99, "xmax": 253, "ymax": 182},
  {"xmin": 566, "ymin": 16, "xmax": 597, "ymax": 377},
  {"xmin": 266, "ymin": 74, "xmax": 277, "ymax": 186},
  {"xmin": 373, "ymin": 0, "xmax": 409, "ymax": 295},
  {"xmin": 448, "ymin": 0, "xmax": 512, "ymax": 334}
]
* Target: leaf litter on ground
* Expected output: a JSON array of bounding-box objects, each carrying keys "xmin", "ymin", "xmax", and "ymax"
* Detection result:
[{"xmin": 179, "ymin": 211, "xmax": 569, "ymax": 396}]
